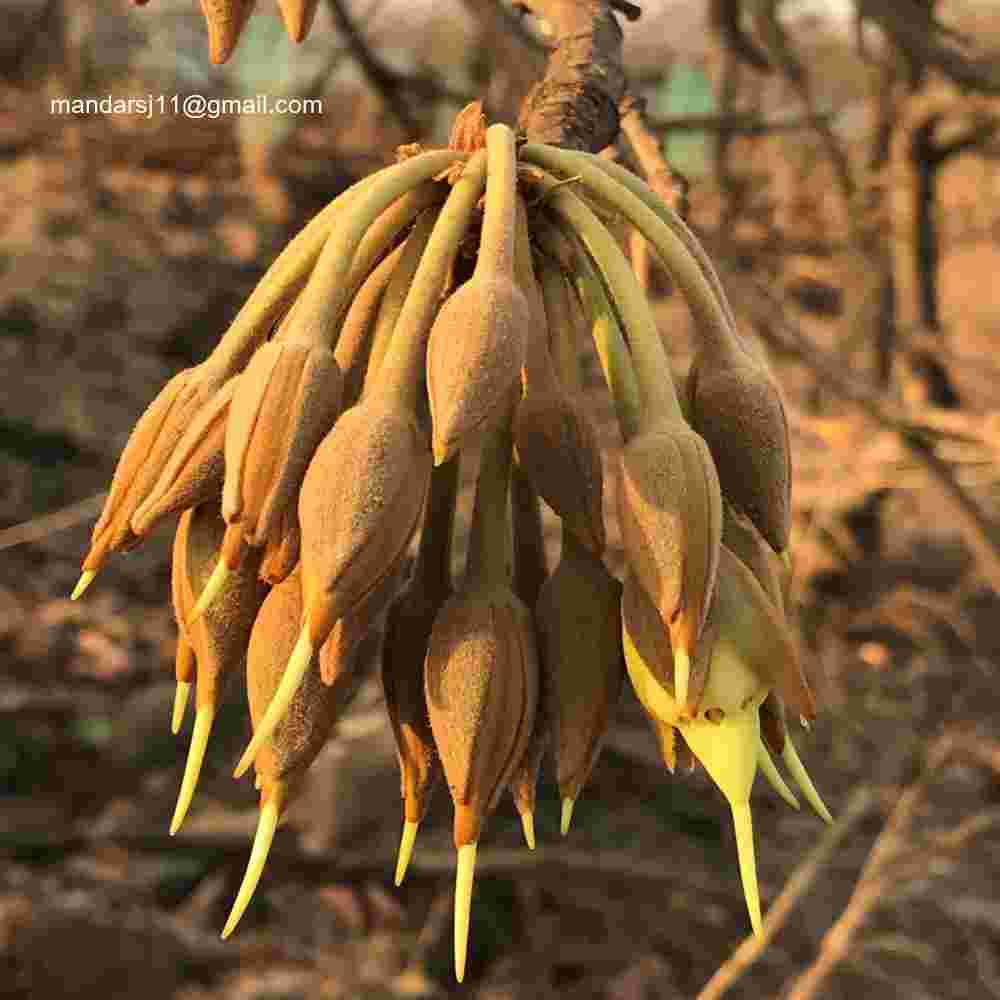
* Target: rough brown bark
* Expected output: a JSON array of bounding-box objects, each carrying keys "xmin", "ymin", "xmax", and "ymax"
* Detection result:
[{"xmin": 516, "ymin": 0, "xmax": 627, "ymax": 152}]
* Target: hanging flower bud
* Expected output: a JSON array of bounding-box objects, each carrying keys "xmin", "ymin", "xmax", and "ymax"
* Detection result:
[
  {"xmin": 382, "ymin": 459, "xmax": 458, "ymax": 884},
  {"xmin": 513, "ymin": 225, "xmax": 606, "ymax": 556},
  {"xmin": 169, "ymin": 503, "xmax": 267, "ymax": 836},
  {"xmin": 617, "ymin": 423, "xmax": 723, "ymax": 710},
  {"xmin": 231, "ymin": 398, "xmax": 430, "ymax": 779},
  {"xmin": 276, "ymin": 0, "xmax": 320, "ymax": 43},
  {"xmin": 224, "ymin": 337, "xmax": 344, "ymax": 549},
  {"xmin": 130, "ymin": 376, "xmax": 237, "ymax": 539},
  {"xmin": 222, "ymin": 570, "xmax": 357, "ymax": 939},
  {"xmin": 199, "ymin": 0, "xmax": 256, "ymax": 65},
  {"xmin": 424, "ymin": 400, "xmax": 538, "ymax": 982},
  {"xmin": 722, "ymin": 502, "xmax": 787, "ymax": 613},
  {"xmin": 322, "ymin": 562, "xmax": 403, "ymax": 686},
  {"xmin": 688, "ymin": 348, "xmax": 792, "ymax": 554},
  {"xmin": 424, "ymin": 583, "xmax": 538, "ymax": 979},
  {"xmin": 74, "ymin": 364, "xmax": 227, "ymax": 599},
  {"xmin": 426, "ymin": 125, "xmax": 529, "ymax": 464},
  {"xmin": 535, "ymin": 534, "xmax": 624, "ymax": 836},
  {"xmin": 620, "ymin": 569, "xmax": 712, "ymax": 721},
  {"xmin": 230, "ymin": 146, "xmax": 489, "ymax": 780}
]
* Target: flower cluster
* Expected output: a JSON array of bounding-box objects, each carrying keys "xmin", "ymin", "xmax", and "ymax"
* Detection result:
[{"xmin": 75, "ymin": 106, "xmax": 831, "ymax": 981}]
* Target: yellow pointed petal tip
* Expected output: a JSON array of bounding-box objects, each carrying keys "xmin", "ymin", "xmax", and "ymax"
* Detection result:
[
  {"xmin": 170, "ymin": 705, "xmax": 215, "ymax": 835},
  {"xmin": 731, "ymin": 802, "xmax": 763, "ymax": 937},
  {"xmin": 560, "ymin": 797, "xmax": 576, "ymax": 837},
  {"xmin": 454, "ymin": 842, "xmax": 477, "ymax": 984},
  {"xmin": 782, "ymin": 736, "xmax": 833, "ymax": 824},
  {"xmin": 187, "ymin": 558, "xmax": 230, "ymax": 626},
  {"xmin": 395, "ymin": 820, "xmax": 419, "ymax": 886},
  {"xmin": 520, "ymin": 810, "xmax": 536, "ymax": 851},
  {"xmin": 432, "ymin": 439, "xmax": 451, "ymax": 467},
  {"xmin": 756, "ymin": 737, "xmax": 799, "ymax": 810},
  {"xmin": 221, "ymin": 788, "xmax": 284, "ymax": 940},
  {"xmin": 234, "ymin": 627, "xmax": 314, "ymax": 779},
  {"xmin": 71, "ymin": 570, "xmax": 97, "ymax": 602},
  {"xmin": 673, "ymin": 647, "xmax": 691, "ymax": 713},
  {"xmin": 171, "ymin": 681, "xmax": 192, "ymax": 735}
]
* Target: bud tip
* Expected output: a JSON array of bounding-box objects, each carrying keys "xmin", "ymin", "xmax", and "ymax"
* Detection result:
[
  {"xmin": 395, "ymin": 820, "xmax": 419, "ymax": 886},
  {"xmin": 454, "ymin": 841, "xmax": 477, "ymax": 983},
  {"xmin": 560, "ymin": 797, "xmax": 575, "ymax": 837},
  {"xmin": 170, "ymin": 705, "xmax": 215, "ymax": 835},
  {"xmin": 221, "ymin": 791, "xmax": 283, "ymax": 940},
  {"xmin": 520, "ymin": 810, "xmax": 536, "ymax": 851},
  {"xmin": 71, "ymin": 570, "xmax": 97, "ymax": 602},
  {"xmin": 171, "ymin": 681, "xmax": 192, "ymax": 735}
]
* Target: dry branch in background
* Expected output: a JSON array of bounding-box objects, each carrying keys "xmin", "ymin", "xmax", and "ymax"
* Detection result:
[{"xmin": 784, "ymin": 731, "xmax": 1000, "ymax": 999}]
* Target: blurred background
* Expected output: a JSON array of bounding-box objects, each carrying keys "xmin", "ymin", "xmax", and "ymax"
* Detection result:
[{"xmin": 1, "ymin": 1, "xmax": 1000, "ymax": 997}]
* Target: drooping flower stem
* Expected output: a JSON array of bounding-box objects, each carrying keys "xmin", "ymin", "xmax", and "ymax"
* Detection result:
[
  {"xmin": 373, "ymin": 151, "xmax": 489, "ymax": 411},
  {"xmin": 521, "ymin": 144, "xmax": 741, "ymax": 361},
  {"xmin": 363, "ymin": 207, "xmax": 441, "ymax": 394},
  {"xmin": 289, "ymin": 150, "xmax": 463, "ymax": 349},
  {"xmin": 465, "ymin": 404, "xmax": 515, "ymax": 589},
  {"xmin": 533, "ymin": 172, "xmax": 683, "ymax": 431},
  {"xmin": 534, "ymin": 220, "xmax": 641, "ymax": 439}
]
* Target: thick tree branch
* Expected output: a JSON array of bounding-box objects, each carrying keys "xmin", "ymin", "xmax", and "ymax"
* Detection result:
[{"xmin": 516, "ymin": 0, "xmax": 628, "ymax": 151}]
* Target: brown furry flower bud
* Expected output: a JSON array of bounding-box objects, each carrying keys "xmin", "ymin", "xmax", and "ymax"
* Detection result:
[
  {"xmin": 688, "ymin": 351, "xmax": 792, "ymax": 553},
  {"xmin": 75, "ymin": 363, "xmax": 227, "ymax": 596},
  {"xmin": 512, "ymin": 244, "xmax": 605, "ymax": 554},
  {"xmin": 298, "ymin": 399, "xmax": 429, "ymax": 644},
  {"xmin": 722, "ymin": 502, "xmax": 787, "ymax": 613},
  {"xmin": 621, "ymin": 568, "xmax": 710, "ymax": 721},
  {"xmin": 199, "ymin": 0, "xmax": 255, "ymax": 65},
  {"xmin": 381, "ymin": 459, "xmax": 458, "ymax": 883},
  {"xmin": 514, "ymin": 392, "xmax": 605, "ymax": 555},
  {"xmin": 425, "ymin": 124, "xmax": 529, "ymax": 465},
  {"xmin": 169, "ymin": 503, "xmax": 267, "ymax": 835},
  {"xmin": 617, "ymin": 422, "xmax": 722, "ymax": 705},
  {"xmin": 231, "ymin": 397, "xmax": 430, "ymax": 779},
  {"xmin": 246, "ymin": 573, "xmax": 353, "ymax": 803},
  {"xmin": 223, "ymin": 339, "xmax": 343, "ymax": 550},
  {"xmin": 276, "ymin": 0, "xmax": 320, "ymax": 43},
  {"xmin": 222, "ymin": 568, "xmax": 360, "ymax": 941},
  {"xmin": 424, "ymin": 582, "xmax": 539, "ymax": 849},
  {"xmin": 535, "ymin": 534, "xmax": 624, "ymax": 835},
  {"xmin": 130, "ymin": 376, "xmax": 236, "ymax": 538}
]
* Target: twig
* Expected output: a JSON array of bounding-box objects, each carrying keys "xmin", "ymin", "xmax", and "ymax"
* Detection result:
[
  {"xmin": 696, "ymin": 787, "xmax": 877, "ymax": 1000},
  {"xmin": 325, "ymin": 0, "xmax": 419, "ymax": 133},
  {"xmin": 0, "ymin": 826, "xmax": 738, "ymax": 900},
  {"xmin": 0, "ymin": 492, "xmax": 105, "ymax": 552},
  {"xmin": 323, "ymin": 0, "xmax": 471, "ymax": 133},
  {"xmin": 857, "ymin": 0, "xmax": 1000, "ymax": 96},
  {"xmin": 754, "ymin": 0, "xmax": 855, "ymax": 203},
  {"xmin": 782, "ymin": 734, "xmax": 958, "ymax": 1000},
  {"xmin": 619, "ymin": 93, "xmax": 680, "ymax": 211},
  {"xmin": 644, "ymin": 110, "xmax": 838, "ymax": 135}
]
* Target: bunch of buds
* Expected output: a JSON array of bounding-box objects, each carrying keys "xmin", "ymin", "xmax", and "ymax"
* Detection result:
[{"xmin": 74, "ymin": 102, "xmax": 832, "ymax": 980}]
